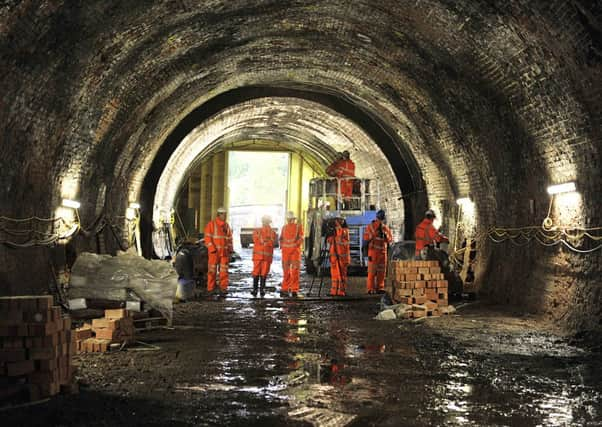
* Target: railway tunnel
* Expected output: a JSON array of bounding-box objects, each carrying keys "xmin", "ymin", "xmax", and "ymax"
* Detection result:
[{"xmin": 0, "ymin": 1, "xmax": 601, "ymax": 424}]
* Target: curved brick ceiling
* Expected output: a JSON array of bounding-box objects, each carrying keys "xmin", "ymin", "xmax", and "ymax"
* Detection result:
[
  {"xmin": 0, "ymin": 1, "xmax": 600, "ymax": 331},
  {"xmin": 151, "ymin": 97, "xmax": 402, "ymax": 226}
]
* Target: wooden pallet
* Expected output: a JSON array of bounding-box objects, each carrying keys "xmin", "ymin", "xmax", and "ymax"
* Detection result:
[{"xmin": 133, "ymin": 317, "xmax": 168, "ymax": 331}]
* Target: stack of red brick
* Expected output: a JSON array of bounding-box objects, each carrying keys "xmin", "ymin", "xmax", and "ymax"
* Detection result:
[
  {"xmin": 0, "ymin": 295, "xmax": 77, "ymax": 402},
  {"xmin": 75, "ymin": 309, "xmax": 135, "ymax": 353},
  {"xmin": 388, "ymin": 260, "xmax": 449, "ymax": 318}
]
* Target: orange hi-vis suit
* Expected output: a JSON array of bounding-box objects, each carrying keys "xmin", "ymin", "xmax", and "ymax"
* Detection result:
[
  {"xmin": 327, "ymin": 223, "xmax": 350, "ymax": 296},
  {"xmin": 326, "ymin": 158, "xmax": 356, "ymax": 198},
  {"xmin": 279, "ymin": 222, "xmax": 304, "ymax": 293},
  {"xmin": 204, "ymin": 217, "xmax": 233, "ymax": 292},
  {"xmin": 252, "ymin": 225, "xmax": 277, "ymax": 277},
  {"xmin": 415, "ymin": 218, "xmax": 448, "ymax": 257},
  {"xmin": 363, "ymin": 219, "xmax": 393, "ymax": 292}
]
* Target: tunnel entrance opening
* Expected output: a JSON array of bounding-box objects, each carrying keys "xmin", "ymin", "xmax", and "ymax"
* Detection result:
[{"xmin": 227, "ymin": 150, "xmax": 289, "ymax": 250}]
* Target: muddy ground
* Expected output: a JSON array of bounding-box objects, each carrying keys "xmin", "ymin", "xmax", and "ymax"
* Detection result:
[{"xmin": 4, "ymin": 249, "xmax": 601, "ymax": 426}]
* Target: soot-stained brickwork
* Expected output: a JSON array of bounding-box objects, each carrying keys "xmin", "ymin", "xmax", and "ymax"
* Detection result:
[{"xmin": 0, "ymin": 1, "xmax": 600, "ymax": 333}]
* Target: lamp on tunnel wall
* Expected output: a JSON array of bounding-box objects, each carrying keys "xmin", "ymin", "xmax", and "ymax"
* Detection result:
[
  {"xmin": 454, "ymin": 196, "xmax": 475, "ymax": 246},
  {"xmin": 543, "ymin": 181, "xmax": 578, "ymax": 230},
  {"xmin": 57, "ymin": 198, "xmax": 81, "ymax": 240},
  {"xmin": 126, "ymin": 202, "xmax": 142, "ymax": 256},
  {"xmin": 456, "ymin": 197, "xmax": 475, "ymax": 222}
]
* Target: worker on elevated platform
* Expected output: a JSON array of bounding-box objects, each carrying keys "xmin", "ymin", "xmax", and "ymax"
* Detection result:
[{"xmin": 326, "ymin": 150, "xmax": 356, "ymax": 208}]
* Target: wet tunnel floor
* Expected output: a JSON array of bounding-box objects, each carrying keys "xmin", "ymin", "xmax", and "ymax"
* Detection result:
[{"xmin": 5, "ymin": 252, "xmax": 602, "ymax": 426}]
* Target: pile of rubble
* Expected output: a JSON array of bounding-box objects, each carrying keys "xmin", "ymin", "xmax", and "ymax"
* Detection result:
[
  {"xmin": 0, "ymin": 295, "xmax": 77, "ymax": 403},
  {"xmin": 376, "ymin": 260, "xmax": 456, "ymax": 320}
]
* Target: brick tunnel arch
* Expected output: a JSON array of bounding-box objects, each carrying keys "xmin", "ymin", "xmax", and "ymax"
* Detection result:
[
  {"xmin": 139, "ymin": 86, "xmax": 423, "ymax": 257},
  {"xmin": 0, "ymin": 1, "xmax": 600, "ymax": 334}
]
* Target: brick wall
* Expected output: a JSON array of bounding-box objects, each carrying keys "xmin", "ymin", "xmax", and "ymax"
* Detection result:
[{"xmin": 0, "ymin": 0, "xmax": 599, "ymax": 333}]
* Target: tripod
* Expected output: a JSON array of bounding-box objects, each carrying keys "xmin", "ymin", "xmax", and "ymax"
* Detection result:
[{"xmin": 308, "ymin": 240, "xmax": 331, "ymax": 297}]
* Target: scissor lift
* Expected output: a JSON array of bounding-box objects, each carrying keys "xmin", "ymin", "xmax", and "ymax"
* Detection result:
[{"xmin": 304, "ymin": 177, "xmax": 380, "ymax": 275}]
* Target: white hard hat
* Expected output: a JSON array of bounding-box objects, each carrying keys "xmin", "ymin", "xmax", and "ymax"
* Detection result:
[
  {"xmin": 286, "ymin": 211, "xmax": 296, "ymax": 219},
  {"xmin": 217, "ymin": 207, "xmax": 227, "ymax": 213},
  {"xmin": 261, "ymin": 215, "xmax": 272, "ymax": 223}
]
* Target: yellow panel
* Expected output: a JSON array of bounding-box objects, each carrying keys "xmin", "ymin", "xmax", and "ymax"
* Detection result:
[
  {"xmin": 199, "ymin": 158, "xmax": 213, "ymax": 229},
  {"xmin": 287, "ymin": 153, "xmax": 321, "ymax": 226},
  {"xmin": 211, "ymin": 152, "xmax": 226, "ymax": 214}
]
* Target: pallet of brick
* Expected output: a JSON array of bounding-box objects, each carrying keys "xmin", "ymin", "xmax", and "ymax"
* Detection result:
[
  {"xmin": 0, "ymin": 295, "xmax": 77, "ymax": 402},
  {"xmin": 80, "ymin": 338, "xmax": 112, "ymax": 353},
  {"xmin": 387, "ymin": 260, "xmax": 449, "ymax": 317},
  {"xmin": 88, "ymin": 309, "xmax": 135, "ymax": 348},
  {"xmin": 74, "ymin": 323, "xmax": 93, "ymax": 354}
]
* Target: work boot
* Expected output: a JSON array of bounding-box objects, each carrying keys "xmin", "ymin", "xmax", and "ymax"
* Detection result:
[
  {"xmin": 259, "ymin": 276, "xmax": 266, "ymax": 297},
  {"xmin": 280, "ymin": 289, "xmax": 289, "ymax": 298},
  {"xmin": 252, "ymin": 276, "xmax": 259, "ymax": 297}
]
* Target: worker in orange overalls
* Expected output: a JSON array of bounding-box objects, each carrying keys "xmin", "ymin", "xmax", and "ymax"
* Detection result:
[
  {"xmin": 204, "ymin": 207, "xmax": 233, "ymax": 296},
  {"xmin": 363, "ymin": 209, "xmax": 393, "ymax": 294},
  {"xmin": 326, "ymin": 151, "xmax": 356, "ymax": 208},
  {"xmin": 279, "ymin": 210, "xmax": 304, "ymax": 298},
  {"xmin": 327, "ymin": 216, "xmax": 350, "ymax": 296},
  {"xmin": 415, "ymin": 209, "xmax": 448, "ymax": 260},
  {"xmin": 252, "ymin": 215, "xmax": 278, "ymax": 297}
]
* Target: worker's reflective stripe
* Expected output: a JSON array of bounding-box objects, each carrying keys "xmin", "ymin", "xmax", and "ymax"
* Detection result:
[
  {"xmin": 416, "ymin": 224, "xmax": 433, "ymax": 245},
  {"xmin": 205, "ymin": 220, "xmax": 233, "ymax": 251},
  {"xmin": 253, "ymin": 226, "xmax": 276, "ymax": 258},
  {"xmin": 364, "ymin": 221, "xmax": 391, "ymax": 252},
  {"xmin": 253, "ymin": 250, "xmax": 273, "ymax": 256},
  {"xmin": 371, "ymin": 241, "xmax": 386, "ymax": 250},
  {"xmin": 283, "ymin": 260, "xmax": 300, "ymax": 268},
  {"xmin": 281, "ymin": 224, "xmax": 302, "ymax": 247}
]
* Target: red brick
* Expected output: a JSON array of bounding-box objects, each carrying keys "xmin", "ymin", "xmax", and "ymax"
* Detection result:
[
  {"xmin": 6, "ymin": 359, "xmax": 35, "ymax": 376},
  {"xmin": 28, "ymin": 370, "xmax": 59, "ymax": 384},
  {"xmin": 0, "ymin": 310, "xmax": 24, "ymax": 324},
  {"xmin": 0, "ymin": 348, "xmax": 26, "ymax": 362},
  {"xmin": 104, "ymin": 309, "xmax": 128, "ymax": 319},
  {"xmin": 36, "ymin": 358, "xmax": 58, "ymax": 372},
  {"xmin": 92, "ymin": 318, "xmax": 119, "ymax": 330}
]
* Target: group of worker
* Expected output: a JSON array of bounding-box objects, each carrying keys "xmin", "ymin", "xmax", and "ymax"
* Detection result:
[
  {"xmin": 203, "ymin": 208, "xmax": 304, "ymax": 298},
  {"xmin": 202, "ymin": 149, "xmax": 448, "ymax": 298},
  {"xmin": 203, "ymin": 205, "xmax": 447, "ymax": 298}
]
